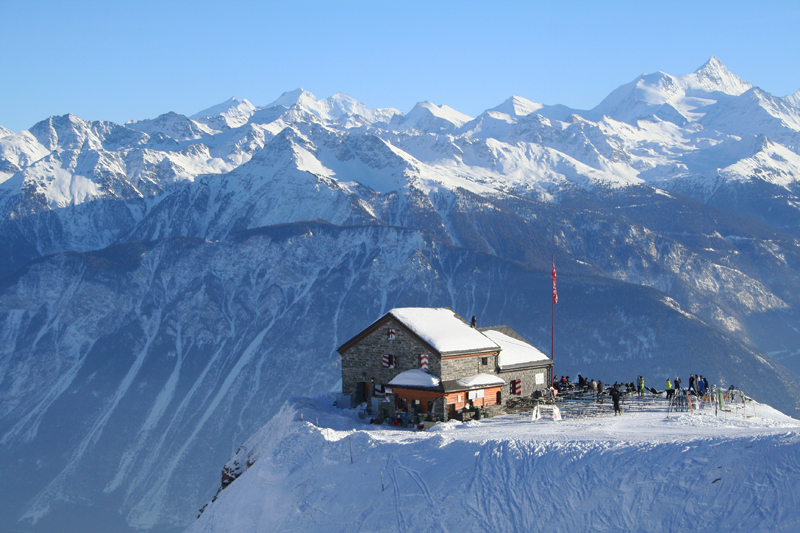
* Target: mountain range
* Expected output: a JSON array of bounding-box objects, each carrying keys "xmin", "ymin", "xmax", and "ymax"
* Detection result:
[{"xmin": 1, "ymin": 56, "xmax": 800, "ymax": 532}]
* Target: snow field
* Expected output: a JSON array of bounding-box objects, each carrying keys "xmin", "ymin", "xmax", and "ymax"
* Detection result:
[{"xmin": 189, "ymin": 397, "xmax": 800, "ymax": 533}]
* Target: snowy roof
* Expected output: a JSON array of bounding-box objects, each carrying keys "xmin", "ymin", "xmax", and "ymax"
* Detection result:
[
  {"xmin": 456, "ymin": 373, "xmax": 505, "ymax": 388},
  {"xmin": 481, "ymin": 328, "xmax": 551, "ymax": 369},
  {"xmin": 388, "ymin": 308, "xmax": 500, "ymax": 356},
  {"xmin": 388, "ymin": 369, "xmax": 441, "ymax": 389}
]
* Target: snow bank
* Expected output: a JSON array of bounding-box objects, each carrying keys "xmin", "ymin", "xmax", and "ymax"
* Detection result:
[{"xmin": 189, "ymin": 397, "xmax": 800, "ymax": 533}]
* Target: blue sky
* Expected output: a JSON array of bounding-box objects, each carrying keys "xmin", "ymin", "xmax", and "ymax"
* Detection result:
[{"xmin": 1, "ymin": 0, "xmax": 799, "ymax": 132}]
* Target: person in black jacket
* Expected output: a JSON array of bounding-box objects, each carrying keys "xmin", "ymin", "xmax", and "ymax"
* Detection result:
[{"xmin": 610, "ymin": 384, "xmax": 622, "ymax": 415}]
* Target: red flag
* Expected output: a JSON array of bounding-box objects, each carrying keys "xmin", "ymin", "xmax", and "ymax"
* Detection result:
[{"xmin": 552, "ymin": 259, "xmax": 558, "ymax": 305}]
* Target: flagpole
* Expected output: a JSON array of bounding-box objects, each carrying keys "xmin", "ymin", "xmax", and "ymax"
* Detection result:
[{"xmin": 551, "ymin": 254, "xmax": 555, "ymax": 387}]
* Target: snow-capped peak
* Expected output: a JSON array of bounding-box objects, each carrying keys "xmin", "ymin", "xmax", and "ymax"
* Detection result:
[
  {"xmin": 263, "ymin": 89, "xmax": 401, "ymax": 126},
  {"xmin": 265, "ymin": 88, "xmax": 318, "ymax": 110},
  {"xmin": 0, "ymin": 125, "xmax": 12, "ymax": 138},
  {"xmin": 785, "ymin": 88, "xmax": 800, "ymax": 111},
  {"xmin": 586, "ymin": 58, "xmax": 755, "ymax": 126},
  {"xmin": 323, "ymin": 92, "xmax": 402, "ymax": 124},
  {"xmin": 191, "ymin": 97, "xmax": 256, "ymax": 120},
  {"xmin": 126, "ymin": 111, "xmax": 213, "ymax": 141},
  {"xmin": 191, "ymin": 97, "xmax": 257, "ymax": 130},
  {"xmin": 400, "ymin": 101, "xmax": 473, "ymax": 132},
  {"xmin": 489, "ymin": 96, "xmax": 544, "ymax": 117},
  {"xmin": 686, "ymin": 56, "xmax": 753, "ymax": 96},
  {"xmin": 588, "ymin": 71, "xmax": 688, "ymax": 125}
]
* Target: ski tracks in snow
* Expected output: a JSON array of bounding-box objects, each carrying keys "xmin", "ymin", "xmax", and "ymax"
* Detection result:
[{"xmin": 386, "ymin": 453, "xmax": 436, "ymax": 531}]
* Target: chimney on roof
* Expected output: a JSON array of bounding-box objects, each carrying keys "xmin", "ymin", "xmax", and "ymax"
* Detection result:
[{"xmin": 471, "ymin": 315, "xmax": 477, "ymax": 328}]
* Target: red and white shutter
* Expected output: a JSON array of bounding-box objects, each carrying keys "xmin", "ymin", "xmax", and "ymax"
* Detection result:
[
  {"xmin": 511, "ymin": 380, "xmax": 521, "ymax": 395},
  {"xmin": 420, "ymin": 354, "xmax": 429, "ymax": 371},
  {"xmin": 382, "ymin": 354, "xmax": 390, "ymax": 368}
]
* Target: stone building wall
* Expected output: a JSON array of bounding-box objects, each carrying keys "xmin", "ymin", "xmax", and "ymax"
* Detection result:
[
  {"xmin": 341, "ymin": 318, "xmax": 437, "ymax": 394},
  {"xmin": 439, "ymin": 352, "xmax": 497, "ymax": 381},
  {"xmin": 498, "ymin": 365, "xmax": 550, "ymax": 399}
]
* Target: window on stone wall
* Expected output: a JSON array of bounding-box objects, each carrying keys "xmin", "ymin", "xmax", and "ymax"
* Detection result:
[
  {"xmin": 481, "ymin": 357, "xmax": 488, "ymax": 365},
  {"xmin": 382, "ymin": 354, "xmax": 396, "ymax": 368},
  {"xmin": 510, "ymin": 379, "xmax": 522, "ymax": 395}
]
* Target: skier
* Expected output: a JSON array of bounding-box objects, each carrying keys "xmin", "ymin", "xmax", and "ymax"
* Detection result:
[
  {"xmin": 665, "ymin": 378, "xmax": 673, "ymax": 400},
  {"xmin": 610, "ymin": 384, "xmax": 622, "ymax": 415},
  {"xmin": 637, "ymin": 375, "xmax": 645, "ymax": 396}
]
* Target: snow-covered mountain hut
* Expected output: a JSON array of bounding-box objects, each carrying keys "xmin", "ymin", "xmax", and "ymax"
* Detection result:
[{"xmin": 337, "ymin": 307, "xmax": 552, "ymax": 421}]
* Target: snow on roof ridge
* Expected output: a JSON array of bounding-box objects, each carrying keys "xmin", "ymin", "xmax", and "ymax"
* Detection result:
[
  {"xmin": 482, "ymin": 328, "xmax": 550, "ymax": 368},
  {"xmin": 388, "ymin": 307, "xmax": 499, "ymax": 355}
]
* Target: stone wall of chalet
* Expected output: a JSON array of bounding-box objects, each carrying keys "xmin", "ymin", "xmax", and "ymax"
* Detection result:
[
  {"xmin": 440, "ymin": 352, "xmax": 497, "ymax": 381},
  {"xmin": 341, "ymin": 318, "xmax": 438, "ymax": 394},
  {"xmin": 498, "ymin": 365, "xmax": 550, "ymax": 399}
]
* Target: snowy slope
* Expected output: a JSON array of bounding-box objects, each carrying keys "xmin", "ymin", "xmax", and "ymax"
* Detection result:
[{"xmin": 189, "ymin": 396, "xmax": 800, "ymax": 533}]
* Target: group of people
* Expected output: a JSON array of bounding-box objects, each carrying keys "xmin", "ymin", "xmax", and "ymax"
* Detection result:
[
  {"xmin": 571, "ymin": 375, "xmax": 643, "ymax": 397},
  {"xmin": 555, "ymin": 373, "xmax": 712, "ymax": 401},
  {"xmin": 664, "ymin": 374, "xmax": 710, "ymax": 400},
  {"xmin": 550, "ymin": 372, "xmax": 716, "ymax": 416}
]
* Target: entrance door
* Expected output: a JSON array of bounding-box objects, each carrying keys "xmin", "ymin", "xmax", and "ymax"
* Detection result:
[{"xmin": 355, "ymin": 382, "xmax": 367, "ymax": 404}]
